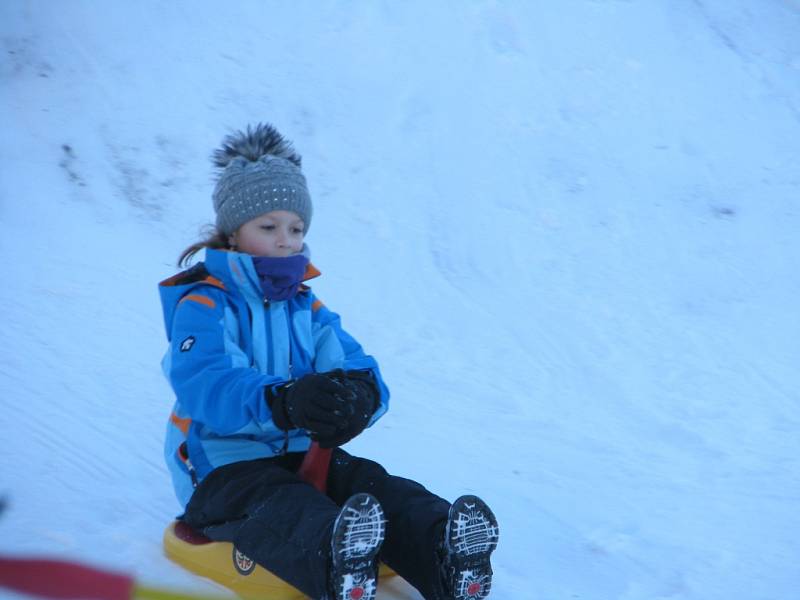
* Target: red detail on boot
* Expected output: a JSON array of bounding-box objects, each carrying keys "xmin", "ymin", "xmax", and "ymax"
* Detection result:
[
  {"xmin": 349, "ymin": 586, "xmax": 365, "ymax": 600},
  {"xmin": 467, "ymin": 582, "xmax": 483, "ymax": 596}
]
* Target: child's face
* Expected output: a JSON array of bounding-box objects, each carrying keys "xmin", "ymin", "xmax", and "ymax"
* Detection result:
[{"xmin": 229, "ymin": 210, "xmax": 305, "ymax": 257}]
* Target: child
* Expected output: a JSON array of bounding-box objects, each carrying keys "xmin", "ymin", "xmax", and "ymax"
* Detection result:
[{"xmin": 158, "ymin": 124, "xmax": 499, "ymax": 600}]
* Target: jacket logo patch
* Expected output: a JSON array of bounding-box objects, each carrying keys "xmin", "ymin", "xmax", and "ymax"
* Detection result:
[{"xmin": 180, "ymin": 336, "xmax": 196, "ymax": 352}]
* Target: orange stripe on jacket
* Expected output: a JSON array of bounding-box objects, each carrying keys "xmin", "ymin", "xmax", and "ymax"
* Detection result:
[
  {"xmin": 304, "ymin": 263, "xmax": 322, "ymax": 281},
  {"xmin": 170, "ymin": 412, "xmax": 191, "ymax": 435},
  {"xmin": 179, "ymin": 294, "xmax": 216, "ymax": 309},
  {"xmin": 203, "ymin": 275, "xmax": 225, "ymax": 289},
  {"xmin": 159, "ymin": 270, "xmax": 225, "ymax": 289},
  {"xmin": 312, "ymin": 299, "xmax": 325, "ymax": 312}
]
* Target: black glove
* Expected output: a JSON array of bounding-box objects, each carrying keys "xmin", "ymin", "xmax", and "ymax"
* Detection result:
[
  {"xmin": 316, "ymin": 370, "xmax": 380, "ymax": 448},
  {"xmin": 267, "ymin": 373, "xmax": 350, "ymax": 439}
]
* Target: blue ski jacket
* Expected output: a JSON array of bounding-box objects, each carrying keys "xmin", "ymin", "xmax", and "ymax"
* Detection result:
[{"xmin": 158, "ymin": 248, "xmax": 390, "ymax": 508}]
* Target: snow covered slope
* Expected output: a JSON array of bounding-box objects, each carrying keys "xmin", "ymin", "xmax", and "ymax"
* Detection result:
[{"xmin": 2, "ymin": 1, "xmax": 799, "ymax": 598}]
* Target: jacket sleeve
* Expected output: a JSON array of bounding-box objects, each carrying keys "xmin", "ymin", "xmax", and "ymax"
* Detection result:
[
  {"xmin": 165, "ymin": 288, "xmax": 281, "ymax": 435},
  {"xmin": 310, "ymin": 294, "xmax": 390, "ymax": 423}
]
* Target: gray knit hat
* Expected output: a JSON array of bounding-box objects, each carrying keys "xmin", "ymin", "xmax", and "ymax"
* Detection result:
[{"xmin": 211, "ymin": 123, "xmax": 312, "ymax": 235}]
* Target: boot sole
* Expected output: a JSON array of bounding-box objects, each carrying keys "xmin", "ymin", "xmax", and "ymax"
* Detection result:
[
  {"xmin": 330, "ymin": 493, "xmax": 386, "ymax": 600},
  {"xmin": 445, "ymin": 495, "xmax": 499, "ymax": 600}
]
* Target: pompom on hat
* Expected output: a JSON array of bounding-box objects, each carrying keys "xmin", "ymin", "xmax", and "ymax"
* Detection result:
[{"xmin": 211, "ymin": 123, "xmax": 312, "ymax": 235}]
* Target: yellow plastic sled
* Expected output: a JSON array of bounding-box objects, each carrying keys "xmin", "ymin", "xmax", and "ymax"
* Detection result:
[{"xmin": 163, "ymin": 520, "xmax": 399, "ymax": 600}]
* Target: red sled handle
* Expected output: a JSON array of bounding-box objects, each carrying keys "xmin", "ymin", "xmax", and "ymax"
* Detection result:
[
  {"xmin": 0, "ymin": 556, "xmax": 134, "ymax": 600},
  {"xmin": 297, "ymin": 441, "xmax": 332, "ymax": 493}
]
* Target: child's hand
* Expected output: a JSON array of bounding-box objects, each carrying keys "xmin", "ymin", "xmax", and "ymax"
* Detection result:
[
  {"xmin": 267, "ymin": 374, "xmax": 350, "ymax": 439},
  {"xmin": 314, "ymin": 370, "xmax": 380, "ymax": 448}
]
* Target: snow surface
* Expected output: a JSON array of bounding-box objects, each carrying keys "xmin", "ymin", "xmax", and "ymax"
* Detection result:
[{"xmin": 2, "ymin": 1, "xmax": 800, "ymax": 599}]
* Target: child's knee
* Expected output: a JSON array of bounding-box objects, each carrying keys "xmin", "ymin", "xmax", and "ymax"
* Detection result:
[{"xmin": 330, "ymin": 449, "xmax": 389, "ymax": 495}]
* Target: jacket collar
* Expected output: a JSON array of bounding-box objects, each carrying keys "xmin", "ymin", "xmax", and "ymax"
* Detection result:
[{"xmin": 203, "ymin": 247, "xmax": 320, "ymax": 298}]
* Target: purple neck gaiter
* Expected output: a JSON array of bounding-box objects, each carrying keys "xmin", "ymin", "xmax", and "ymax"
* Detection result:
[{"xmin": 251, "ymin": 254, "xmax": 310, "ymax": 301}]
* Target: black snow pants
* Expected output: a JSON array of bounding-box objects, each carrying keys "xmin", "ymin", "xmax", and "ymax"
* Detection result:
[{"xmin": 182, "ymin": 448, "xmax": 452, "ymax": 599}]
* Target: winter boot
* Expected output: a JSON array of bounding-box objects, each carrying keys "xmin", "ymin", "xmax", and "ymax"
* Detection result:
[
  {"xmin": 329, "ymin": 493, "xmax": 386, "ymax": 600},
  {"xmin": 439, "ymin": 495, "xmax": 499, "ymax": 599}
]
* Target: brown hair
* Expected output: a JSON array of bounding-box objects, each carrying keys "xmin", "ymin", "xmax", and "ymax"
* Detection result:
[{"xmin": 178, "ymin": 225, "xmax": 231, "ymax": 267}]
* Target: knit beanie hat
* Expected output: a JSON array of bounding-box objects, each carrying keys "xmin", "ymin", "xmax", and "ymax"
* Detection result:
[{"xmin": 211, "ymin": 123, "xmax": 312, "ymax": 235}]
